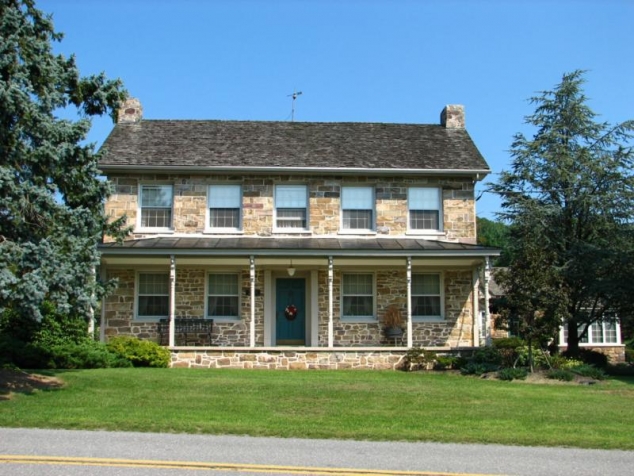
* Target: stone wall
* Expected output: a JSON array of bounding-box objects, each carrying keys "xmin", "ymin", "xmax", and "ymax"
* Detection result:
[{"xmin": 104, "ymin": 173, "xmax": 476, "ymax": 242}]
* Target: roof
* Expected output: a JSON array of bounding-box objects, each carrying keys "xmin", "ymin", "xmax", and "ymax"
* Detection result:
[
  {"xmin": 99, "ymin": 236, "xmax": 500, "ymax": 258},
  {"xmin": 99, "ymin": 120, "xmax": 490, "ymax": 174}
]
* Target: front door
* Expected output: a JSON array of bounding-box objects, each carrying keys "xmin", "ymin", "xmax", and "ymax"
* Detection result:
[{"xmin": 276, "ymin": 278, "xmax": 306, "ymax": 345}]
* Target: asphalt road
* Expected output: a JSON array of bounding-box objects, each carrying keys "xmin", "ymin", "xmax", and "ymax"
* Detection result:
[{"xmin": 1, "ymin": 428, "xmax": 632, "ymax": 476}]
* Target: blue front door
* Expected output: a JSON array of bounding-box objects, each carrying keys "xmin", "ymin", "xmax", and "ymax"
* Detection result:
[{"xmin": 276, "ymin": 278, "xmax": 306, "ymax": 345}]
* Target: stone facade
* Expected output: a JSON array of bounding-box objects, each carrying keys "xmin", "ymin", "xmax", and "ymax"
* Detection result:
[{"xmin": 104, "ymin": 173, "xmax": 476, "ymax": 243}]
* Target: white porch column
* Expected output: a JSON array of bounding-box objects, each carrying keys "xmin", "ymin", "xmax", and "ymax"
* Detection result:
[
  {"xmin": 483, "ymin": 256, "xmax": 492, "ymax": 345},
  {"xmin": 88, "ymin": 266, "xmax": 96, "ymax": 336},
  {"xmin": 99, "ymin": 266, "xmax": 107, "ymax": 343},
  {"xmin": 406, "ymin": 257, "xmax": 413, "ymax": 348},
  {"xmin": 169, "ymin": 255, "xmax": 176, "ymax": 347},
  {"xmin": 472, "ymin": 267, "xmax": 481, "ymax": 347},
  {"xmin": 250, "ymin": 256, "xmax": 256, "ymax": 348},
  {"xmin": 328, "ymin": 256, "xmax": 334, "ymax": 348}
]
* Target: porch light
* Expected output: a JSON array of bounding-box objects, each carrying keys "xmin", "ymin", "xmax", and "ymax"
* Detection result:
[{"xmin": 287, "ymin": 259, "xmax": 296, "ymax": 277}]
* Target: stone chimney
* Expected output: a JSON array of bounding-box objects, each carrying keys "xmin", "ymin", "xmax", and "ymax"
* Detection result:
[
  {"xmin": 117, "ymin": 97, "xmax": 143, "ymax": 124},
  {"xmin": 440, "ymin": 105, "xmax": 465, "ymax": 129}
]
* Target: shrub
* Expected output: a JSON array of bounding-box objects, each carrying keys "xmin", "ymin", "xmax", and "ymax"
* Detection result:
[
  {"xmin": 471, "ymin": 346, "xmax": 502, "ymax": 366},
  {"xmin": 434, "ymin": 355, "xmax": 460, "ymax": 370},
  {"xmin": 546, "ymin": 369, "xmax": 574, "ymax": 381},
  {"xmin": 563, "ymin": 349, "xmax": 609, "ymax": 368},
  {"xmin": 492, "ymin": 337, "xmax": 525, "ymax": 349},
  {"xmin": 48, "ymin": 342, "xmax": 132, "ymax": 369},
  {"xmin": 497, "ymin": 367, "xmax": 528, "ymax": 381},
  {"xmin": 624, "ymin": 348, "xmax": 634, "ymax": 363},
  {"xmin": 513, "ymin": 346, "xmax": 551, "ymax": 370},
  {"xmin": 460, "ymin": 362, "xmax": 497, "ymax": 376},
  {"xmin": 570, "ymin": 364, "xmax": 606, "ymax": 380},
  {"xmin": 549, "ymin": 354, "xmax": 584, "ymax": 370},
  {"xmin": 606, "ymin": 363, "xmax": 634, "ymax": 377},
  {"xmin": 107, "ymin": 336, "xmax": 171, "ymax": 368}
]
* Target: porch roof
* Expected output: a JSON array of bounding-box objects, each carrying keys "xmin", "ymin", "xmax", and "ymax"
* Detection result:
[{"xmin": 99, "ymin": 236, "xmax": 500, "ymax": 258}]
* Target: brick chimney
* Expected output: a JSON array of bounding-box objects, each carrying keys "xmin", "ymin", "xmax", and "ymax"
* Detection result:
[
  {"xmin": 117, "ymin": 97, "xmax": 143, "ymax": 124},
  {"xmin": 440, "ymin": 105, "xmax": 465, "ymax": 129}
]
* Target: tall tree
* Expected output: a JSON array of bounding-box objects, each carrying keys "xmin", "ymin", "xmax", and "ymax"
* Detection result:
[
  {"xmin": 492, "ymin": 70, "xmax": 634, "ymax": 356},
  {"xmin": 0, "ymin": 0, "xmax": 127, "ymax": 327},
  {"xmin": 476, "ymin": 217, "xmax": 511, "ymax": 266}
]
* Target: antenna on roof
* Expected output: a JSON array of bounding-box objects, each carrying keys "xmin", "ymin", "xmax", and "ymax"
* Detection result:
[{"xmin": 287, "ymin": 90, "xmax": 303, "ymax": 121}]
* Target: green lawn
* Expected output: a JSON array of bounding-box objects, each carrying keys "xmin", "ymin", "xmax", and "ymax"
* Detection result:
[{"xmin": 1, "ymin": 368, "xmax": 633, "ymax": 449}]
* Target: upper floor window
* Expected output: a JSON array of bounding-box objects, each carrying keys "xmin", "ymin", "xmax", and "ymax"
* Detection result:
[
  {"xmin": 342, "ymin": 273, "xmax": 374, "ymax": 319},
  {"xmin": 342, "ymin": 186, "xmax": 374, "ymax": 231},
  {"xmin": 409, "ymin": 187, "xmax": 442, "ymax": 231},
  {"xmin": 275, "ymin": 185, "xmax": 308, "ymax": 230},
  {"xmin": 207, "ymin": 273, "xmax": 240, "ymax": 319},
  {"xmin": 137, "ymin": 272, "xmax": 169, "ymax": 319},
  {"xmin": 208, "ymin": 185, "xmax": 242, "ymax": 231},
  {"xmin": 139, "ymin": 185, "xmax": 173, "ymax": 229},
  {"xmin": 411, "ymin": 273, "xmax": 443, "ymax": 319}
]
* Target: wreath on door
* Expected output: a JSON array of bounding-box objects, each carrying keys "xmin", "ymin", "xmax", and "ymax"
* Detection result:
[{"xmin": 284, "ymin": 304, "xmax": 298, "ymax": 321}]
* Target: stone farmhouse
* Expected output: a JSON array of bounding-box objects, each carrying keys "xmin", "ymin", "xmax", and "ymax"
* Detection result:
[{"xmin": 97, "ymin": 99, "xmax": 500, "ymax": 369}]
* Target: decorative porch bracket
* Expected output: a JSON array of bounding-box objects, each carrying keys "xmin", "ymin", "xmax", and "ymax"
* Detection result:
[
  {"xmin": 169, "ymin": 255, "xmax": 176, "ymax": 347},
  {"xmin": 250, "ymin": 256, "xmax": 256, "ymax": 348}
]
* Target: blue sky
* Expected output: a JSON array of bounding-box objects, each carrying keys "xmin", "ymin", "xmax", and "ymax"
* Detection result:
[{"xmin": 47, "ymin": 0, "xmax": 633, "ymax": 219}]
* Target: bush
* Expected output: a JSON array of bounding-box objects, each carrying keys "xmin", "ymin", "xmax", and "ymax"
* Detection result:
[
  {"xmin": 624, "ymin": 348, "xmax": 634, "ymax": 363},
  {"xmin": 471, "ymin": 346, "xmax": 503, "ymax": 366},
  {"xmin": 563, "ymin": 349, "xmax": 609, "ymax": 368},
  {"xmin": 460, "ymin": 362, "xmax": 498, "ymax": 376},
  {"xmin": 492, "ymin": 337, "xmax": 526, "ymax": 349},
  {"xmin": 570, "ymin": 364, "xmax": 606, "ymax": 380},
  {"xmin": 48, "ymin": 342, "xmax": 132, "ymax": 369},
  {"xmin": 497, "ymin": 367, "xmax": 528, "ymax": 381},
  {"xmin": 434, "ymin": 355, "xmax": 460, "ymax": 370},
  {"xmin": 606, "ymin": 363, "xmax": 634, "ymax": 377},
  {"xmin": 514, "ymin": 346, "xmax": 551, "ymax": 370},
  {"xmin": 546, "ymin": 369, "xmax": 574, "ymax": 381},
  {"xmin": 107, "ymin": 336, "xmax": 171, "ymax": 368},
  {"xmin": 549, "ymin": 354, "xmax": 584, "ymax": 370}
]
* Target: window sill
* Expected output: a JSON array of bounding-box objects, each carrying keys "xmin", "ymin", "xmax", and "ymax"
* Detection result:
[
  {"xmin": 406, "ymin": 231, "xmax": 445, "ymax": 237},
  {"xmin": 132, "ymin": 318, "xmax": 164, "ymax": 323},
  {"xmin": 337, "ymin": 230, "xmax": 377, "ymax": 236},
  {"xmin": 134, "ymin": 228, "xmax": 174, "ymax": 234},
  {"xmin": 272, "ymin": 228, "xmax": 312, "ymax": 235},
  {"xmin": 412, "ymin": 317, "xmax": 446, "ymax": 323},
  {"xmin": 210, "ymin": 317, "xmax": 241, "ymax": 323},
  {"xmin": 203, "ymin": 229, "xmax": 244, "ymax": 235},
  {"xmin": 340, "ymin": 317, "xmax": 378, "ymax": 323}
]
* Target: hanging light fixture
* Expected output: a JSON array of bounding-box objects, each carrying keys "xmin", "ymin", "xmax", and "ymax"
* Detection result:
[{"xmin": 287, "ymin": 259, "xmax": 296, "ymax": 277}]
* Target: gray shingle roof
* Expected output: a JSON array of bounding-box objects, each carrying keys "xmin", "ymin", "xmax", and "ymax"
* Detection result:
[
  {"xmin": 99, "ymin": 236, "xmax": 500, "ymax": 257},
  {"xmin": 99, "ymin": 120, "xmax": 490, "ymax": 172}
]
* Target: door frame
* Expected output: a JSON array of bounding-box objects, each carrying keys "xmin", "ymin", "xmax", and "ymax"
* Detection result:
[{"xmin": 264, "ymin": 269, "xmax": 319, "ymax": 347}]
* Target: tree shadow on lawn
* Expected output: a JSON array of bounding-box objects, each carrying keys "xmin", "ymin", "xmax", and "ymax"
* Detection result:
[{"xmin": 0, "ymin": 369, "xmax": 65, "ymax": 401}]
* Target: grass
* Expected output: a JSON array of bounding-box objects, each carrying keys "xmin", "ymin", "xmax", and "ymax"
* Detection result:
[{"xmin": 1, "ymin": 368, "xmax": 633, "ymax": 449}]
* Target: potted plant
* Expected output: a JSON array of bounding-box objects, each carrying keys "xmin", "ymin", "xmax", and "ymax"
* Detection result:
[{"xmin": 382, "ymin": 305, "xmax": 404, "ymax": 339}]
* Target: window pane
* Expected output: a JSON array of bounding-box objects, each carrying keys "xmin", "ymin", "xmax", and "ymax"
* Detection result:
[
  {"xmin": 139, "ymin": 273, "xmax": 169, "ymax": 294},
  {"xmin": 138, "ymin": 296, "xmax": 169, "ymax": 317},
  {"xmin": 591, "ymin": 322, "xmax": 603, "ymax": 343},
  {"xmin": 210, "ymin": 208, "xmax": 239, "ymax": 228},
  {"xmin": 342, "ymin": 187, "xmax": 373, "ymax": 209},
  {"xmin": 276, "ymin": 208, "xmax": 307, "ymax": 228},
  {"xmin": 343, "ymin": 274, "xmax": 372, "ymax": 294},
  {"xmin": 343, "ymin": 209, "xmax": 372, "ymax": 229},
  {"xmin": 412, "ymin": 274, "xmax": 440, "ymax": 294},
  {"xmin": 208, "ymin": 296, "xmax": 239, "ymax": 317},
  {"xmin": 141, "ymin": 185, "xmax": 172, "ymax": 207},
  {"xmin": 410, "ymin": 210, "xmax": 439, "ymax": 230},
  {"xmin": 209, "ymin": 185, "xmax": 241, "ymax": 208},
  {"xmin": 208, "ymin": 274, "xmax": 239, "ymax": 318},
  {"xmin": 409, "ymin": 187, "xmax": 440, "ymax": 210},
  {"xmin": 412, "ymin": 296, "xmax": 441, "ymax": 316},
  {"xmin": 276, "ymin": 185, "xmax": 307, "ymax": 208},
  {"xmin": 411, "ymin": 274, "xmax": 441, "ymax": 317},
  {"xmin": 342, "ymin": 274, "xmax": 373, "ymax": 317},
  {"xmin": 141, "ymin": 208, "xmax": 172, "ymax": 228},
  {"xmin": 138, "ymin": 273, "xmax": 169, "ymax": 317},
  {"xmin": 604, "ymin": 322, "xmax": 617, "ymax": 343},
  {"xmin": 343, "ymin": 296, "xmax": 373, "ymax": 316}
]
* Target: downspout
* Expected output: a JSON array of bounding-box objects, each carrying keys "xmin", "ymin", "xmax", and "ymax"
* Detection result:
[
  {"xmin": 169, "ymin": 255, "xmax": 176, "ymax": 347},
  {"xmin": 250, "ymin": 256, "xmax": 256, "ymax": 348},
  {"xmin": 328, "ymin": 256, "xmax": 334, "ymax": 348},
  {"xmin": 406, "ymin": 257, "xmax": 413, "ymax": 348}
]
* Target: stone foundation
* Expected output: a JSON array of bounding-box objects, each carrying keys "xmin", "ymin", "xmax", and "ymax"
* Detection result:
[{"xmin": 170, "ymin": 349, "xmax": 414, "ymax": 370}]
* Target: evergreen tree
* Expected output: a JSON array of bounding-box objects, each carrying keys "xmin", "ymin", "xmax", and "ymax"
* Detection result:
[
  {"xmin": 0, "ymin": 0, "xmax": 128, "ymax": 329},
  {"xmin": 492, "ymin": 70, "xmax": 634, "ymax": 356},
  {"xmin": 476, "ymin": 217, "xmax": 511, "ymax": 266}
]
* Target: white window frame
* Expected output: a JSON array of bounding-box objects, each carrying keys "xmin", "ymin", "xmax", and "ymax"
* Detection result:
[
  {"xmin": 408, "ymin": 187, "xmax": 443, "ymax": 234},
  {"xmin": 411, "ymin": 272, "xmax": 445, "ymax": 321},
  {"xmin": 206, "ymin": 184, "xmax": 243, "ymax": 233},
  {"xmin": 273, "ymin": 184, "xmax": 309, "ymax": 232},
  {"xmin": 135, "ymin": 271, "xmax": 170, "ymax": 321},
  {"xmin": 341, "ymin": 272, "xmax": 376, "ymax": 321},
  {"xmin": 205, "ymin": 272, "xmax": 241, "ymax": 321},
  {"xmin": 137, "ymin": 184, "xmax": 174, "ymax": 232},
  {"xmin": 560, "ymin": 319, "xmax": 622, "ymax": 346},
  {"xmin": 340, "ymin": 186, "xmax": 375, "ymax": 234}
]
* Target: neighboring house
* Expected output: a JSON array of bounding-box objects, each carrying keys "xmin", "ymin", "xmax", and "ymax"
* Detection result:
[{"xmin": 97, "ymin": 99, "xmax": 499, "ymax": 369}]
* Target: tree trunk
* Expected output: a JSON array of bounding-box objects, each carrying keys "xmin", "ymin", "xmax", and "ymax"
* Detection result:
[{"xmin": 566, "ymin": 319, "xmax": 580, "ymax": 356}]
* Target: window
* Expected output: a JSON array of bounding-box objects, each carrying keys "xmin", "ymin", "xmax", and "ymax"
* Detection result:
[
  {"xmin": 342, "ymin": 273, "xmax": 374, "ymax": 318},
  {"xmin": 139, "ymin": 185, "xmax": 173, "ymax": 229},
  {"xmin": 275, "ymin": 185, "xmax": 308, "ymax": 229},
  {"xmin": 411, "ymin": 273, "xmax": 442, "ymax": 319},
  {"xmin": 207, "ymin": 273, "xmax": 240, "ymax": 319},
  {"xmin": 342, "ymin": 186, "xmax": 374, "ymax": 231},
  {"xmin": 137, "ymin": 273, "xmax": 169, "ymax": 319},
  {"xmin": 562, "ymin": 320, "xmax": 620, "ymax": 345},
  {"xmin": 409, "ymin": 187, "xmax": 442, "ymax": 231},
  {"xmin": 208, "ymin": 185, "xmax": 241, "ymax": 230}
]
